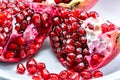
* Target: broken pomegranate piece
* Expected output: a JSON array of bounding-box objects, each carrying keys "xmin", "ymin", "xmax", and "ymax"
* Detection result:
[
  {"xmin": 49, "ymin": 10, "xmax": 120, "ymax": 72},
  {"xmin": 0, "ymin": 0, "xmax": 60, "ymax": 62}
]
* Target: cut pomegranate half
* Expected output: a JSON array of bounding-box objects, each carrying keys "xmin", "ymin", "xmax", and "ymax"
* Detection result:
[
  {"xmin": 49, "ymin": 10, "xmax": 120, "ymax": 72},
  {"xmin": 0, "ymin": 0, "xmax": 60, "ymax": 62},
  {"xmin": 27, "ymin": 0, "xmax": 98, "ymax": 10}
]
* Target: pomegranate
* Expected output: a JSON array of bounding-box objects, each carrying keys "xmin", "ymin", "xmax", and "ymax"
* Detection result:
[
  {"xmin": 0, "ymin": 0, "xmax": 61, "ymax": 62},
  {"xmin": 27, "ymin": 0, "xmax": 98, "ymax": 10},
  {"xmin": 49, "ymin": 10, "xmax": 120, "ymax": 72}
]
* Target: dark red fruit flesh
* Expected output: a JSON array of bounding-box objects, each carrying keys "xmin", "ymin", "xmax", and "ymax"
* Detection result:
[
  {"xmin": 0, "ymin": 0, "xmax": 60, "ymax": 62},
  {"xmin": 49, "ymin": 10, "xmax": 120, "ymax": 72}
]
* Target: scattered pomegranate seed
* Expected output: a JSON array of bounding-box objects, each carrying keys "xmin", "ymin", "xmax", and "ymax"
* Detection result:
[
  {"xmin": 17, "ymin": 63, "xmax": 26, "ymax": 74},
  {"xmin": 26, "ymin": 58, "xmax": 37, "ymax": 74},
  {"xmin": 80, "ymin": 71, "xmax": 92, "ymax": 79},
  {"xmin": 37, "ymin": 62, "xmax": 46, "ymax": 71}
]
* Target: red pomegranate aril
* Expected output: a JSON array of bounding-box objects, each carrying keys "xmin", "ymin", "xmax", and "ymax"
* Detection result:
[
  {"xmin": 54, "ymin": 0, "xmax": 62, "ymax": 4},
  {"xmin": 88, "ymin": 11, "xmax": 99, "ymax": 18},
  {"xmin": 26, "ymin": 58, "xmax": 37, "ymax": 74},
  {"xmin": 32, "ymin": 13, "xmax": 41, "ymax": 27},
  {"xmin": 33, "ymin": 0, "xmax": 44, "ymax": 2},
  {"xmin": 17, "ymin": 63, "xmax": 26, "ymax": 74},
  {"xmin": 43, "ymin": 21, "xmax": 50, "ymax": 29},
  {"xmin": 80, "ymin": 71, "xmax": 92, "ymax": 79},
  {"xmin": 66, "ymin": 39, "xmax": 74, "ymax": 45},
  {"xmin": 72, "ymin": 22, "xmax": 80, "ymax": 31},
  {"xmin": 32, "ymin": 73, "xmax": 44, "ymax": 80},
  {"xmin": 17, "ymin": 37, "xmax": 25, "ymax": 45},
  {"xmin": 16, "ymin": 14, "xmax": 24, "ymax": 23},
  {"xmin": 75, "ymin": 54, "xmax": 83, "ymax": 63},
  {"xmin": 41, "ymin": 12, "xmax": 49, "ymax": 21},
  {"xmin": 80, "ymin": 36, "xmax": 87, "ymax": 44},
  {"xmin": 68, "ymin": 72, "xmax": 80, "ymax": 80},
  {"xmin": 76, "ymin": 62, "xmax": 85, "ymax": 70},
  {"xmin": 79, "ymin": 12, "xmax": 88, "ymax": 20},
  {"xmin": 109, "ymin": 23, "xmax": 115, "ymax": 30},
  {"xmin": 65, "ymin": 45, "xmax": 75, "ymax": 53},
  {"xmin": 13, "ymin": 7, "xmax": 20, "ymax": 14},
  {"xmin": 15, "ymin": 23, "xmax": 20, "ymax": 31},
  {"xmin": 4, "ymin": 51, "xmax": 15, "ymax": 59},
  {"xmin": 48, "ymin": 73, "xmax": 59, "ymax": 80},
  {"xmin": 21, "ymin": 20, "xmax": 28, "ymax": 30},
  {"xmin": 37, "ymin": 62, "xmax": 46, "ymax": 71},
  {"xmin": 82, "ymin": 48, "xmax": 89, "ymax": 55},
  {"xmin": 41, "ymin": 69, "xmax": 50, "ymax": 79},
  {"xmin": 17, "ymin": 2, "xmax": 26, "ymax": 10},
  {"xmin": 53, "ymin": 16, "xmax": 61, "ymax": 25},
  {"xmin": 93, "ymin": 70, "xmax": 103, "ymax": 78},
  {"xmin": 101, "ymin": 23, "xmax": 109, "ymax": 33},
  {"xmin": 91, "ymin": 53, "xmax": 101, "ymax": 62},
  {"xmin": 8, "ymin": 43, "xmax": 17, "ymax": 50},
  {"xmin": 59, "ymin": 70, "xmax": 68, "ymax": 79},
  {"xmin": 27, "ymin": 9, "xmax": 34, "ymax": 16},
  {"xmin": 19, "ymin": 51, "xmax": 26, "ymax": 58},
  {"xmin": 63, "ymin": 0, "xmax": 71, "ymax": 3},
  {"xmin": 67, "ymin": 53, "xmax": 76, "ymax": 62}
]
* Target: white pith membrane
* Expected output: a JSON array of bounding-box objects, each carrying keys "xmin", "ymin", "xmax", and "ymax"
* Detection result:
[{"xmin": 82, "ymin": 17, "xmax": 120, "ymax": 71}]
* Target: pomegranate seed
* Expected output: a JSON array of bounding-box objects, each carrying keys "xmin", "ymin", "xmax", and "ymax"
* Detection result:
[
  {"xmin": 16, "ymin": 14, "xmax": 24, "ymax": 23},
  {"xmin": 32, "ymin": 73, "xmax": 44, "ymax": 80},
  {"xmin": 63, "ymin": 0, "xmax": 71, "ymax": 3},
  {"xmin": 54, "ymin": 0, "xmax": 62, "ymax": 4},
  {"xmin": 109, "ymin": 23, "xmax": 115, "ymax": 30},
  {"xmin": 4, "ymin": 51, "xmax": 15, "ymax": 59},
  {"xmin": 41, "ymin": 12, "xmax": 49, "ymax": 21},
  {"xmin": 17, "ymin": 37, "xmax": 25, "ymax": 45},
  {"xmin": 80, "ymin": 71, "xmax": 92, "ymax": 79},
  {"xmin": 79, "ymin": 12, "xmax": 88, "ymax": 20},
  {"xmin": 75, "ymin": 54, "xmax": 83, "ymax": 63},
  {"xmin": 37, "ymin": 62, "xmax": 46, "ymax": 71},
  {"xmin": 93, "ymin": 70, "xmax": 103, "ymax": 78},
  {"xmin": 8, "ymin": 43, "xmax": 17, "ymax": 50},
  {"xmin": 59, "ymin": 70, "xmax": 68, "ymax": 79},
  {"xmin": 21, "ymin": 20, "xmax": 28, "ymax": 30},
  {"xmin": 76, "ymin": 62, "xmax": 85, "ymax": 70},
  {"xmin": 17, "ymin": 63, "xmax": 26, "ymax": 74},
  {"xmin": 65, "ymin": 45, "xmax": 75, "ymax": 53},
  {"xmin": 68, "ymin": 72, "xmax": 80, "ymax": 80},
  {"xmin": 27, "ymin": 9, "xmax": 34, "ymax": 16},
  {"xmin": 88, "ymin": 11, "xmax": 99, "ymax": 18},
  {"xmin": 48, "ymin": 73, "xmax": 59, "ymax": 80},
  {"xmin": 91, "ymin": 53, "xmax": 101, "ymax": 62},
  {"xmin": 101, "ymin": 23, "xmax": 109, "ymax": 33},
  {"xmin": 26, "ymin": 58, "xmax": 37, "ymax": 74},
  {"xmin": 33, "ymin": 0, "xmax": 44, "ymax": 3},
  {"xmin": 32, "ymin": 13, "xmax": 41, "ymax": 27},
  {"xmin": 41, "ymin": 69, "xmax": 50, "ymax": 79}
]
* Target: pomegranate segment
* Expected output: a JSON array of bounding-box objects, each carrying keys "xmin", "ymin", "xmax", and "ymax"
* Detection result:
[
  {"xmin": 49, "ymin": 10, "xmax": 120, "ymax": 72},
  {"xmin": 0, "ymin": 0, "xmax": 58, "ymax": 62}
]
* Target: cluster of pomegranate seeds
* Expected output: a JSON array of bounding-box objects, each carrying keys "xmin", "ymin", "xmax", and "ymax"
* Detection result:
[{"xmin": 16, "ymin": 58, "xmax": 103, "ymax": 80}]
